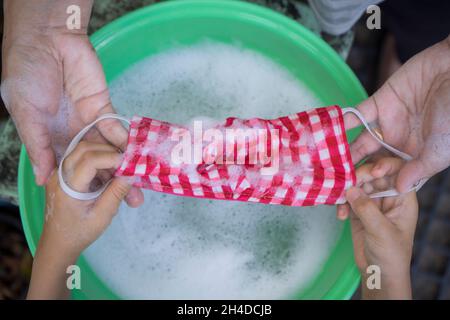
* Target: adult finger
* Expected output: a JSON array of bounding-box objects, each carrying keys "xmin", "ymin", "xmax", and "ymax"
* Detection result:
[
  {"xmin": 11, "ymin": 111, "xmax": 56, "ymax": 185},
  {"xmin": 62, "ymin": 38, "xmax": 130, "ymax": 151},
  {"xmin": 349, "ymin": 129, "xmax": 382, "ymax": 163},
  {"xmin": 95, "ymin": 101, "xmax": 129, "ymax": 151},
  {"xmin": 343, "ymin": 96, "xmax": 379, "ymax": 130},
  {"xmin": 94, "ymin": 103, "xmax": 143, "ymax": 208}
]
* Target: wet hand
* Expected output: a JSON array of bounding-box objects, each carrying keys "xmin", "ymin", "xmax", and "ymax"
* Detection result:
[
  {"xmin": 42, "ymin": 141, "xmax": 131, "ymax": 257},
  {"xmin": 1, "ymin": 0, "xmax": 144, "ymax": 206}
]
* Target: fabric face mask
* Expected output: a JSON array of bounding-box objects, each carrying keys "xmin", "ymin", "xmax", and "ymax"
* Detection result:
[{"xmin": 58, "ymin": 105, "xmax": 426, "ymax": 206}]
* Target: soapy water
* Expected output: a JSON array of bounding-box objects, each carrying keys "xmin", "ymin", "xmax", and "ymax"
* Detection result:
[{"xmin": 83, "ymin": 42, "xmax": 344, "ymax": 299}]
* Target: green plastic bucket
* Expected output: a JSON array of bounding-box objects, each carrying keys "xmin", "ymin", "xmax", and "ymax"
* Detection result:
[{"xmin": 18, "ymin": 0, "xmax": 366, "ymax": 299}]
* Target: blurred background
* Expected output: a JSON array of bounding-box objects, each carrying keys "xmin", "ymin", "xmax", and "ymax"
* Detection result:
[{"xmin": 0, "ymin": 0, "xmax": 449, "ymax": 299}]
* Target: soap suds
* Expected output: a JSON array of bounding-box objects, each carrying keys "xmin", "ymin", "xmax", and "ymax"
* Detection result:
[{"xmin": 83, "ymin": 42, "xmax": 343, "ymax": 299}]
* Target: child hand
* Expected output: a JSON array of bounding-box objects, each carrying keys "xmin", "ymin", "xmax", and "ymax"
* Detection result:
[
  {"xmin": 42, "ymin": 141, "xmax": 131, "ymax": 257},
  {"xmin": 345, "ymin": 157, "xmax": 418, "ymax": 299},
  {"xmin": 28, "ymin": 141, "xmax": 132, "ymax": 299}
]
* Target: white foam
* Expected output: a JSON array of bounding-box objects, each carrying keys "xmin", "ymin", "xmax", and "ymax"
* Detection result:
[
  {"xmin": 48, "ymin": 94, "xmax": 76, "ymax": 163},
  {"xmin": 83, "ymin": 42, "xmax": 343, "ymax": 299}
]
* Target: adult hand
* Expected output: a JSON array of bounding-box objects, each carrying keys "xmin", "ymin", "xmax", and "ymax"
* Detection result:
[
  {"xmin": 1, "ymin": 0, "xmax": 143, "ymax": 206},
  {"xmin": 344, "ymin": 35, "xmax": 450, "ymax": 193}
]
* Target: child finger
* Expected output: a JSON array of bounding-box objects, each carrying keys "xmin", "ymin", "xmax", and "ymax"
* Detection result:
[
  {"xmin": 336, "ymin": 203, "xmax": 351, "ymax": 220},
  {"xmin": 346, "ymin": 186, "xmax": 391, "ymax": 236},
  {"xmin": 370, "ymin": 157, "xmax": 404, "ymax": 178},
  {"xmin": 355, "ymin": 162, "xmax": 377, "ymax": 185},
  {"xmin": 68, "ymin": 151, "xmax": 123, "ymax": 192},
  {"xmin": 124, "ymin": 187, "xmax": 144, "ymax": 208},
  {"xmin": 63, "ymin": 141, "xmax": 118, "ymax": 172},
  {"xmin": 372, "ymin": 174, "xmax": 395, "ymax": 191},
  {"xmin": 362, "ymin": 182, "xmax": 375, "ymax": 194}
]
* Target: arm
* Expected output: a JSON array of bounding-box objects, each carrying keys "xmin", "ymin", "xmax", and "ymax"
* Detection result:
[
  {"xmin": 27, "ymin": 236, "xmax": 78, "ymax": 299},
  {"xmin": 27, "ymin": 142, "xmax": 131, "ymax": 299}
]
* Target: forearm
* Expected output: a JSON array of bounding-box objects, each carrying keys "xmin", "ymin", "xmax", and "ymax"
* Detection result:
[{"xmin": 27, "ymin": 233, "xmax": 80, "ymax": 300}]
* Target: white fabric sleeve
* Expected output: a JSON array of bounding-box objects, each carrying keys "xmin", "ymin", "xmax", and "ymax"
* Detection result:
[{"xmin": 308, "ymin": 0, "xmax": 384, "ymax": 35}]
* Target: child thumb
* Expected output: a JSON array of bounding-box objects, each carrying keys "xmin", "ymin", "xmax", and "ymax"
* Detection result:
[
  {"xmin": 95, "ymin": 177, "xmax": 132, "ymax": 217},
  {"xmin": 346, "ymin": 187, "xmax": 389, "ymax": 236}
]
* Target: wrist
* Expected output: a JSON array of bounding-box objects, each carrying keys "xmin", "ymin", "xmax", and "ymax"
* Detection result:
[
  {"xmin": 38, "ymin": 227, "xmax": 82, "ymax": 265},
  {"xmin": 3, "ymin": 0, "xmax": 93, "ymax": 41},
  {"xmin": 361, "ymin": 269, "xmax": 412, "ymax": 299}
]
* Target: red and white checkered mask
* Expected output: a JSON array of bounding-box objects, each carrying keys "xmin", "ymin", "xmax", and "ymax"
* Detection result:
[{"xmin": 58, "ymin": 106, "xmax": 423, "ymax": 205}]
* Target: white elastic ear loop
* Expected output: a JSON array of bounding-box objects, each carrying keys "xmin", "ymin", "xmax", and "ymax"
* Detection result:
[
  {"xmin": 342, "ymin": 107, "xmax": 427, "ymax": 198},
  {"xmin": 57, "ymin": 113, "xmax": 131, "ymax": 201}
]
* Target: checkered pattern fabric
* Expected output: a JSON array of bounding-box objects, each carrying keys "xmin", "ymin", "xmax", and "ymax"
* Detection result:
[{"xmin": 115, "ymin": 105, "xmax": 356, "ymax": 206}]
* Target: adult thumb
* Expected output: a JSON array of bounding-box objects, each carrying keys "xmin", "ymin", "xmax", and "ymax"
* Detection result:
[
  {"xmin": 396, "ymin": 158, "xmax": 429, "ymax": 193},
  {"xmin": 95, "ymin": 177, "xmax": 132, "ymax": 217}
]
